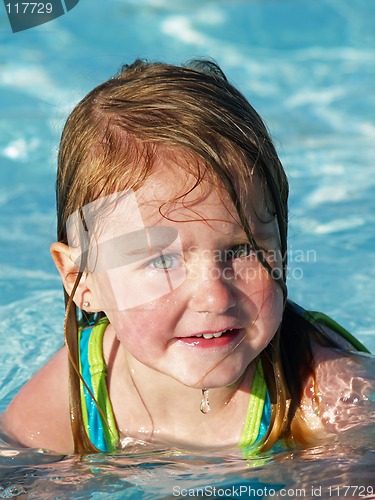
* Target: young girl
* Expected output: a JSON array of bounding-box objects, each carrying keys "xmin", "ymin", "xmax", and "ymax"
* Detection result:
[{"xmin": 2, "ymin": 59, "xmax": 373, "ymax": 456}]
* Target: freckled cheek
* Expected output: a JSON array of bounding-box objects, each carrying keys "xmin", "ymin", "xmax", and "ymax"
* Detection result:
[
  {"xmin": 111, "ymin": 321, "xmax": 158, "ymax": 358},
  {"xmin": 234, "ymin": 262, "xmax": 275, "ymax": 297},
  {"xmin": 108, "ymin": 304, "xmax": 173, "ymax": 347},
  {"xmin": 239, "ymin": 269, "xmax": 283, "ymax": 335}
]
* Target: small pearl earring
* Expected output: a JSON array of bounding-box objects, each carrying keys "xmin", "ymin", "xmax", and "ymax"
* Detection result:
[{"xmin": 83, "ymin": 301, "xmax": 90, "ymax": 308}]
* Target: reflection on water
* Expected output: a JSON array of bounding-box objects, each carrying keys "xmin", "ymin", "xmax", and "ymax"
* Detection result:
[{"xmin": 0, "ymin": 425, "xmax": 374, "ymax": 499}]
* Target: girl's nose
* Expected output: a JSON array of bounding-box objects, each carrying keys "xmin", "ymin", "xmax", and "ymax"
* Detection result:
[{"xmin": 187, "ymin": 264, "xmax": 236, "ymax": 314}]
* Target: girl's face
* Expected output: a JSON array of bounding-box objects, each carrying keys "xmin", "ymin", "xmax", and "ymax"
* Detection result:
[{"xmin": 86, "ymin": 151, "xmax": 284, "ymax": 389}]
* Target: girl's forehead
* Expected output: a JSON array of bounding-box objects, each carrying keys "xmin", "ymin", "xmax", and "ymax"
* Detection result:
[
  {"xmin": 135, "ymin": 173, "xmax": 231, "ymax": 223},
  {"xmin": 133, "ymin": 149, "xmax": 270, "ymax": 222},
  {"xmin": 89, "ymin": 150, "xmax": 274, "ymax": 240},
  {"xmin": 98, "ymin": 178, "xmax": 237, "ymax": 236}
]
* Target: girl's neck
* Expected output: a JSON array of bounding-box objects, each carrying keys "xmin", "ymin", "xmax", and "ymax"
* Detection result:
[{"xmin": 107, "ymin": 338, "xmax": 256, "ymax": 449}]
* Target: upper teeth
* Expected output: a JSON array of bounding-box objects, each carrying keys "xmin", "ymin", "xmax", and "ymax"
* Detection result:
[{"xmin": 194, "ymin": 329, "xmax": 234, "ymax": 339}]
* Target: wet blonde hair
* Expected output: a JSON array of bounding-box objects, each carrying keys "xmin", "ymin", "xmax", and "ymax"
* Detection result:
[{"xmin": 56, "ymin": 59, "xmax": 320, "ymax": 453}]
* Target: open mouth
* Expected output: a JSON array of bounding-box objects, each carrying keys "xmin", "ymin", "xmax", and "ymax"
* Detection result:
[
  {"xmin": 191, "ymin": 328, "xmax": 236, "ymax": 339},
  {"xmin": 176, "ymin": 328, "xmax": 243, "ymax": 347}
]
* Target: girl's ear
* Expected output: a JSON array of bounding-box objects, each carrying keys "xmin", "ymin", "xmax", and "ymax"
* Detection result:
[{"xmin": 50, "ymin": 242, "xmax": 95, "ymax": 311}]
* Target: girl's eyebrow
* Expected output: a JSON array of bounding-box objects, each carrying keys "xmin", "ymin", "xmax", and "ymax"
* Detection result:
[{"xmin": 97, "ymin": 226, "xmax": 179, "ymax": 268}]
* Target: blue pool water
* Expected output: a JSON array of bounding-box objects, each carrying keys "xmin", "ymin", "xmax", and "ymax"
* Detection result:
[{"xmin": 0, "ymin": 0, "xmax": 374, "ymax": 497}]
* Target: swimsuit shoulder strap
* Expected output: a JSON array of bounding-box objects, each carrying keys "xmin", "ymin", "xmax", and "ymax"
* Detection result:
[
  {"xmin": 239, "ymin": 361, "xmax": 270, "ymax": 454},
  {"xmin": 288, "ymin": 300, "xmax": 370, "ymax": 353},
  {"xmin": 78, "ymin": 317, "xmax": 119, "ymax": 452},
  {"xmin": 304, "ymin": 309, "xmax": 370, "ymax": 353}
]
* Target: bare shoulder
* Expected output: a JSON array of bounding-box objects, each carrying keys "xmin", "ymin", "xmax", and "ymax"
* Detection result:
[
  {"xmin": 1, "ymin": 346, "xmax": 74, "ymax": 454},
  {"xmin": 303, "ymin": 341, "xmax": 375, "ymax": 434}
]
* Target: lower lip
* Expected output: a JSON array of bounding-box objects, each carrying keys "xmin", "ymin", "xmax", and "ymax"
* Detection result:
[{"xmin": 175, "ymin": 329, "xmax": 244, "ymax": 349}]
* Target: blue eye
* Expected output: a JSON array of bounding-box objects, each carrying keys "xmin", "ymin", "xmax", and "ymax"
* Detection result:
[
  {"xmin": 227, "ymin": 243, "xmax": 254, "ymax": 260},
  {"xmin": 149, "ymin": 253, "xmax": 179, "ymax": 270}
]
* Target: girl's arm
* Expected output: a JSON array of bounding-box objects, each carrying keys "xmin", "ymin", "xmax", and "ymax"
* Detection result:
[
  {"xmin": 302, "ymin": 342, "xmax": 375, "ymax": 436},
  {"xmin": 1, "ymin": 346, "xmax": 74, "ymax": 454}
]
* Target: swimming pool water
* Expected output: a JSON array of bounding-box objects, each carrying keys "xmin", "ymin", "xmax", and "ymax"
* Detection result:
[
  {"xmin": 0, "ymin": 0, "xmax": 374, "ymax": 497},
  {"xmin": 0, "ymin": 426, "xmax": 374, "ymax": 499}
]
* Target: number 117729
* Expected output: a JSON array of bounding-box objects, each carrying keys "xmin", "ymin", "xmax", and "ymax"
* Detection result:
[{"xmin": 5, "ymin": 3, "xmax": 53, "ymax": 14}]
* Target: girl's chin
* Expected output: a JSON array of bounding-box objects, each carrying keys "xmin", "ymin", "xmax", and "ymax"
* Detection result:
[{"xmin": 169, "ymin": 364, "xmax": 249, "ymax": 390}]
